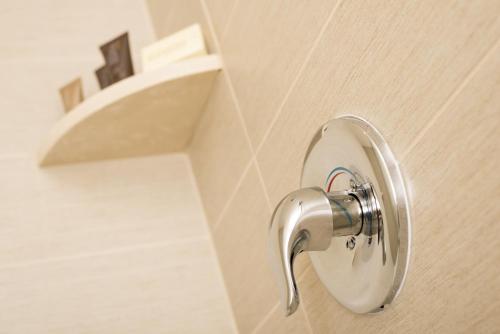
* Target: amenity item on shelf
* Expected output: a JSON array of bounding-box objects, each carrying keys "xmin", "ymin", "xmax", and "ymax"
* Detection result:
[
  {"xmin": 39, "ymin": 55, "xmax": 223, "ymax": 166},
  {"xmin": 59, "ymin": 77, "xmax": 84, "ymax": 112},
  {"xmin": 95, "ymin": 65, "xmax": 114, "ymax": 89},
  {"xmin": 141, "ymin": 24, "xmax": 207, "ymax": 71},
  {"xmin": 95, "ymin": 32, "xmax": 134, "ymax": 89}
]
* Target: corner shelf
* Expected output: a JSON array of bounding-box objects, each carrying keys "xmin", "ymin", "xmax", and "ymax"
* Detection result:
[{"xmin": 38, "ymin": 55, "xmax": 222, "ymax": 167}]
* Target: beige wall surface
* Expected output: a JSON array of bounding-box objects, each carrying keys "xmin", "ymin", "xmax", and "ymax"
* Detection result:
[
  {"xmin": 147, "ymin": 0, "xmax": 500, "ymax": 333},
  {"xmin": 0, "ymin": 1, "xmax": 235, "ymax": 333}
]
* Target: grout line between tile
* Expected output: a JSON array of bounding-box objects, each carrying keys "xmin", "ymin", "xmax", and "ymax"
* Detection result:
[
  {"xmin": 201, "ymin": 0, "xmax": 280, "ymax": 215},
  {"xmin": 212, "ymin": 157, "xmax": 253, "ymax": 231},
  {"xmin": 222, "ymin": 64, "xmax": 256, "ymax": 158},
  {"xmin": 253, "ymin": 0, "xmax": 344, "ymax": 158},
  {"xmin": 401, "ymin": 36, "xmax": 500, "ymax": 161},
  {"xmin": 212, "ymin": 155, "xmax": 273, "ymax": 233},
  {"xmin": 297, "ymin": 265, "xmax": 315, "ymax": 334},
  {"xmin": 199, "ymin": 0, "xmax": 246, "ymax": 229},
  {"xmin": 200, "ymin": 0, "xmax": 222, "ymax": 54},
  {"xmin": 250, "ymin": 0, "xmax": 344, "ymax": 215},
  {"xmin": 185, "ymin": 154, "xmax": 240, "ymax": 334},
  {"xmin": 220, "ymin": 0, "xmax": 240, "ymax": 41},
  {"xmin": 249, "ymin": 265, "xmax": 313, "ymax": 334},
  {"xmin": 301, "ymin": 303, "xmax": 315, "ymax": 334},
  {"xmin": 200, "ymin": 2, "xmax": 341, "ymax": 333},
  {"xmin": 220, "ymin": 69, "xmax": 278, "ymax": 212},
  {"xmin": 139, "ymin": 0, "xmax": 157, "ymax": 42},
  {"xmin": 251, "ymin": 302, "xmax": 280, "ymax": 334},
  {"xmin": 203, "ymin": 0, "xmax": 337, "ymax": 215},
  {"xmin": 195, "ymin": 6, "xmax": 245, "ymax": 332},
  {"xmin": 253, "ymin": 156, "xmax": 273, "ymax": 212},
  {"xmin": 0, "ymin": 235, "xmax": 209, "ymax": 271}
]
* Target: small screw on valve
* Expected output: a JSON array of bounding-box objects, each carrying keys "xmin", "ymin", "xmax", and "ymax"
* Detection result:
[{"xmin": 346, "ymin": 237, "xmax": 356, "ymax": 250}]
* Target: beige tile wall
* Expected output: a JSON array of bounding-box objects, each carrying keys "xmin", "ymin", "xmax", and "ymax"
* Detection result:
[
  {"xmin": 147, "ymin": 0, "xmax": 500, "ymax": 333},
  {"xmin": 0, "ymin": 1, "xmax": 235, "ymax": 333},
  {"xmin": 146, "ymin": 0, "xmax": 217, "ymax": 52}
]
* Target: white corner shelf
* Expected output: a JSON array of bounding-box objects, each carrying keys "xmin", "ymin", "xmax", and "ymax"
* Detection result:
[{"xmin": 38, "ymin": 55, "xmax": 222, "ymax": 167}]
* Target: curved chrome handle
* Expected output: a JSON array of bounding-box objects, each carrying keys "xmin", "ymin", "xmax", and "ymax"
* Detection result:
[
  {"xmin": 269, "ymin": 186, "xmax": 366, "ymax": 316},
  {"xmin": 268, "ymin": 187, "xmax": 334, "ymax": 315}
]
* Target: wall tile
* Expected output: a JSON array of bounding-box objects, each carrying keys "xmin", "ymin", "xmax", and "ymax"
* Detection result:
[
  {"xmin": 221, "ymin": 0, "xmax": 339, "ymax": 149},
  {"xmin": 0, "ymin": 0, "xmax": 155, "ymax": 66},
  {"xmin": 0, "ymin": 154, "xmax": 207, "ymax": 265},
  {"xmin": 298, "ymin": 39, "xmax": 500, "ymax": 334},
  {"xmin": 255, "ymin": 305, "xmax": 312, "ymax": 334},
  {"xmin": 189, "ymin": 74, "xmax": 253, "ymax": 226},
  {"xmin": 0, "ymin": 239, "xmax": 234, "ymax": 334},
  {"xmin": 0, "ymin": 61, "xmax": 99, "ymax": 157},
  {"xmin": 144, "ymin": 0, "xmax": 500, "ymax": 331},
  {"xmin": 146, "ymin": 0, "xmax": 216, "ymax": 52},
  {"xmin": 299, "ymin": 265, "xmax": 396, "ymax": 334},
  {"xmin": 0, "ymin": 1, "xmax": 235, "ymax": 332},
  {"xmin": 0, "ymin": 0, "xmax": 156, "ymax": 156},
  {"xmin": 204, "ymin": 0, "xmax": 237, "ymax": 39},
  {"xmin": 398, "ymin": 40, "xmax": 500, "ymax": 333},
  {"xmin": 213, "ymin": 163, "xmax": 312, "ymax": 333},
  {"xmin": 257, "ymin": 0, "xmax": 500, "ymax": 207},
  {"xmin": 213, "ymin": 164, "xmax": 276, "ymax": 333}
]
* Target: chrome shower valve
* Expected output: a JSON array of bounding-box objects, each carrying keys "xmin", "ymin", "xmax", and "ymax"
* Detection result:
[{"xmin": 268, "ymin": 117, "xmax": 411, "ymax": 316}]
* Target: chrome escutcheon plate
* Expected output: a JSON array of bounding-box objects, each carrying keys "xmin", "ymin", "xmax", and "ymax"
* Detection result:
[{"xmin": 301, "ymin": 116, "xmax": 411, "ymax": 314}]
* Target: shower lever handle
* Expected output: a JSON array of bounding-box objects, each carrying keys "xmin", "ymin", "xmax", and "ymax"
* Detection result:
[{"xmin": 268, "ymin": 186, "xmax": 370, "ymax": 316}]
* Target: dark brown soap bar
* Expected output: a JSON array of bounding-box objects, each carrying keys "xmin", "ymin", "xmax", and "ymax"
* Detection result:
[
  {"xmin": 95, "ymin": 32, "xmax": 134, "ymax": 89},
  {"xmin": 95, "ymin": 65, "xmax": 114, "ymax": 89},
  {"xmin": 99, "ymin": 32, "xmax": 134, "ymax": 82}
]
